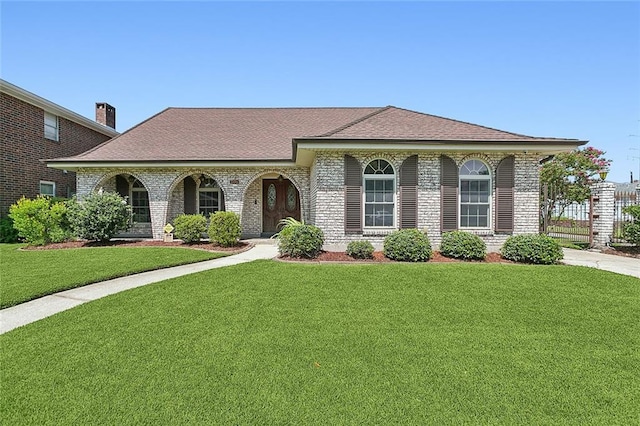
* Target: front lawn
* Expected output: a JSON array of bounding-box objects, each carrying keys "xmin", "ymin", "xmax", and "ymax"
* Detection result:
[
  {"xmin": 0, "ymin": 244, "xmax": 226, "ymax": 308},
  {"xmin": 1, "ymin": 261, "xmax": 638, "ymax": 424}
]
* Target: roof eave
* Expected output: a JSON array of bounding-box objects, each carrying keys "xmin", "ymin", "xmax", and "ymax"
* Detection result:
[{"xmin": 0, "ymin": 79, "xmax": 119, "ymax": 137}]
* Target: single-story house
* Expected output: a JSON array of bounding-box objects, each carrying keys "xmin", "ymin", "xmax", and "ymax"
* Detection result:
[{"xmin": 47, "ymin": 106, "xmax": 586, "ymax": 246}]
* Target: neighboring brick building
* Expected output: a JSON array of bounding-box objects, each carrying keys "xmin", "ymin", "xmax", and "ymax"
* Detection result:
[
  {"xmin": 48, "ymin": 106, "xmax": 586, "ymax": 246},
  {"xmin": 0, "ymin": 79, "xmax": 118, "ymax": 215}
]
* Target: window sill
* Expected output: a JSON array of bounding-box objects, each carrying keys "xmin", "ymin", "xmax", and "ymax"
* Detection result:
[
  {"xmin": 459, "ymin": 228, "xmax": 494, "ymax": 236},
  {"xmin": 363, "ymin": 228, "xmax": 396, "ymax": 236}
]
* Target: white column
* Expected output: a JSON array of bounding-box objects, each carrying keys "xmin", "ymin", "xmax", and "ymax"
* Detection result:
[{"xmin": 590, "ymin": 182, "xmax": 615, "ymax": 248}]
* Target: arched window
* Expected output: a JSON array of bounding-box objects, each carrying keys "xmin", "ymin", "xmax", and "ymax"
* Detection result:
[
  {"xmin": 198, "ymin": 177, "xmax": 221, "ymax": 217},
  {"xmin": 363, "ymin": 159, "xmax": 395, "ymax": 227},
  {"xmin": 131, "ymin": 179, "xmax": 151, "ymax": 223},
  {"xmin": 459, "ymin": 159, "xmax": 491, "ymax": 228}
]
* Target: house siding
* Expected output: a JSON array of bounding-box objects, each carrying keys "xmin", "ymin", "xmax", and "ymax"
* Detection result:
[
  {"xmin": 0, "ymin": 93, "xmax": 112, "ymax": 215},
  {"xmin": 75, "ymin": 152, "xmax": 540, "ymax": 246}
]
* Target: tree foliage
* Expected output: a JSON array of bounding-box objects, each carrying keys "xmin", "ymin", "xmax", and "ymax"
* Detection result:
[{"xmin": 540, "ymin": 147, "xmax": 611, "ymax": 223}]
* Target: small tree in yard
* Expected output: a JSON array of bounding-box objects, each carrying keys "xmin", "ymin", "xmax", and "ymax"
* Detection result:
[
  {"xmin": 67, "ymin": 191, "xmax": 131, "ymax": 242},
  {"xmin": 541, "ymin": 147, "xmax": 611, "ymax": 226},
  {"xmin": 622, "ymin": 205, "xmax": 640, "ymax": 246}
]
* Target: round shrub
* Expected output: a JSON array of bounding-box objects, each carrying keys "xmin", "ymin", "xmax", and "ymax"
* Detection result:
[
  {"xmin": 278, "ymin": 223, "xmax": 324, "ymax": 259},
  {"xmin": 500, "ymin": 234, "xmax": 563, "ymax": 264},
  {"xmin": 173, "ymin": 214, "xmax": 207, "ymax": 243},
  {"xmin": 346, "ymin": 240, "xmax": 375, "ymax": 259},
  {"xmin": 67, "ymin": 192, "xmax": 131, "ymax": 242},
  {"xmin": 622, "ymin": 205, "xmax": 640, "ymax": 246},
  {"xmin": 9, "ymin": 196, "xmax": 71, "ymax": 245},
  {"xmin": 439, "ymin": 231, "xmax": 486, "ymax": 260},
  {"xmin": 208, "ymin": 211, "xmax": 241, "ymax": 247},
  {"xmin": 383, "ymin": 229, "xmax": 432, "ymax": 262}
]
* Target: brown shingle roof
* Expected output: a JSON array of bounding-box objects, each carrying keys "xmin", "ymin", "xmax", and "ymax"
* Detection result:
[{"xmin": 53, "ymin": 106, "xmax": 582, "ymax": 163}]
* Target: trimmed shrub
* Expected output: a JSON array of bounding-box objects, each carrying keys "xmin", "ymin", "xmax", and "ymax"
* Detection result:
[
  {"xmin": 67, "ymin": 192, "xmax": 131, "ymax": 242},
  {"xmin": 383, "ymin": 229, "xmax": 432, "ymax": 262},
  {"xmin": 208, "ymin": 211, "xmax": 241, "ymax": 247},
  {"xmin": 501, "ymin": 234, "xmax": 563, "ymax": 264},
  {"xmin": 277, "ymin": 218, "xmax": 324, "ymax": 258},
  {"xmin": 173, "ymin": 214, "xmax": 207, "ymax": 243},
  {"xmin": 9, "ymin": 196, "xmax": 70, "ymax": 245},
  {"xmin": 346, "ymin": 240, "xmax": 375, "ymax": 259},
  {"xmin": 622, "ymin": 205, "xmax": 640, "ymax": 246},
  {"xmin": 0, "ymin": 216, "xmax": 20, "ymax": 243},
  {"xmin": 439, "ymin": 231, "xmax": 486, "ymax": 260}
]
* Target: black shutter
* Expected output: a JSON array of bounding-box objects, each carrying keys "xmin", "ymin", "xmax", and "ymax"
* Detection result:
[
  {"xmin": 495, "ymin": 156, "xmax": 515, "ymax": 233},
  {"xmin": 184, "ymin": 176, "xmax": 197, "ymax": 215},
  {"xmin": 399, "ymin": 155, "xmax": 418, "ymax": 229},
  {"xmin": 440, "ymin": 155, "xmax": 458, "ymax": 231},
  {"xmin": 344, "ymin": 155, "xmax": 362, "ymax": 233}
]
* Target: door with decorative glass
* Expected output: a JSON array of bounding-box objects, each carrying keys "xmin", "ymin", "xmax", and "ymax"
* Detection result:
[{"xmin": 262, "ymin": 178, "xmax": 300, "ymax": 235}]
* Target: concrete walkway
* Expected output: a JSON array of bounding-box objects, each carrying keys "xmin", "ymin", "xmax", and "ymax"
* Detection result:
[
  {"xmin": 562, "ymin": 248, "xmax": 640, "ymax": 279},
  {"xmin": 0, "ymin": 241, "xmax": 279, "ymax": 335}
]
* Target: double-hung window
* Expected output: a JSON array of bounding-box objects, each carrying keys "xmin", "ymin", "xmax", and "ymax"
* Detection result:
[
  {"xmin": 39, "ymin": 180, "xmax": 56, "ymax": 197},
  {"xmin": 131, "ymin": 179, "xmax": 151, "ymax": 223},
  {"xmin": 364, "ymin": 159, "xmax": 395, "ymax": 227},
  {"xmin": 459, "ymin": 160, "xmax": 491, "ymax": 228},
  {"xmin": 198, "ymin": 177, "xmax": 221, "ymax": 218},
  {"xmin": 44, "ymin": 112, "xmax": 59, "ymax": 141}
]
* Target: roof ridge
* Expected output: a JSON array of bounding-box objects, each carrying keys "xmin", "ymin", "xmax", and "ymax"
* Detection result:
[
  {"xmin": 388, "ymin": 105, "xmax": 537, "ymax": 139},
  {"xmin": 314, "ymin": 106, "xmax": 392, "ymax": 137},
  {"xmin": 166, "ymin": 106, "xmax": 382, "ymax": 111}
]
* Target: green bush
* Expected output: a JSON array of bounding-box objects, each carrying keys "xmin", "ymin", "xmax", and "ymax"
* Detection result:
[
  {"xmin": 501, "ymin": 234, "xmax": 563, "ymax": 264},
  {"xmin": 439, "ymin": 231, "xmax": 486, "ymax": 260},
  {"xmin": 0, "ymin": 216, "xmax": 20, "ymax": 243},
  {"xmin": 346, "ymin": 240, "xmax": 375, "ymax": 259},
  {"xmin": 67, "ymin": 192, "xmax": 131, "ymax": 242},
  {"xmin": 173, "ymin": 214, "xmax": 207, "ymax": 243},
  {"xmin": 622, "ymin": 205, "xmax": 640, "ymax": 246},
  {"xmin": 208, "ymin": 211, "xmax": 241, "ymax": 247},
  {"xmin": 383, "ymin": 229, "xmax": 432, "ymax": 262},
  {"xmin": 9, "ymin": 196, "xmax": 70, "ymax": 245},
  {"xmin": 276, "ymin": 218, "xmax": 324, "ymax": 258}
]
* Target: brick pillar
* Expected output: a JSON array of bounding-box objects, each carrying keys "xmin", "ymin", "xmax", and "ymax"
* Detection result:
[{"xmin": 590, "ymin": 182, "xmax": 615, "ymax": 248}]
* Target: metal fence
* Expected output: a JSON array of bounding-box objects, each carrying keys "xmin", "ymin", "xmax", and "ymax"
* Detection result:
[
  {"xmin": 540, "ymin": 184, "xmax": 639, "ymax": 246},
  {"xmin": 612, "ymin": 190, "xmax": 638, "ymax": 244},
  {"xmin": 540, "ymin": 184, "xmax": 593, "ymax": 245}
]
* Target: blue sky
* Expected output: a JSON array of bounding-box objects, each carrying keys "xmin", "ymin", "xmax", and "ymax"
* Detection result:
[{"xmin": 2, "ymin": 1, "xmax": 639, "ymax": 182}]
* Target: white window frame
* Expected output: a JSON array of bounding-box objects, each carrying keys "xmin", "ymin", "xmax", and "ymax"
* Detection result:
[
  {"xmin": 198, "ymin": 177, "xmax": 221, "ymax": 218},
  {"xmin": 44, "ymin": 111, "xmax": 59, "ymax": 141},
  {"xmin": 363, "ymin": 159, "xmax": 396, "ymax": 229},
  {"xmin": 459, "ymin": 159, "xmax": 492, "ymax": 230},
  {"xmin": 129, "ymin": 179, "xmax": 151, "ymax": 223},
  {"xmin": 39, "ymin": 180, "xmax": 56, "ymax": 197}
]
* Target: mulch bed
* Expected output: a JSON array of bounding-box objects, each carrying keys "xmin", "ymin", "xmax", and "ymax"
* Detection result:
[
  {"xmin": 22, "ymin": 240, "xmax": 251, "ymax": 253},
  {"xmin": 601, "ymin": 245, "xmax": 640, "ymax": 259},
  {"xmin": 280, "ymin": 251, "xmax": 512, "ymax": 263}
]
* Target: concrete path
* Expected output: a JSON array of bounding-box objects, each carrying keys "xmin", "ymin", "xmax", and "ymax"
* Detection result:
[
  {"xmin": 562, "ymin": 248, "xmax": 639, "ymax": 279},
  {"xmin": 0, "ymin": 241, "xmax": 279, "ymax": 335}
]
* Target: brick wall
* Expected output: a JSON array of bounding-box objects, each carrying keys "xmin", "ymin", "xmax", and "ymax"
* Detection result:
[
  {"xmin": 0, "ymin": 93, "xmax": 112, "ymax": 215},
  {"xmin": 74, "ymin": 152, "xmax": 541, "ymax": 244},
  {"xmin": 312, "ymin": 151, "xmax": 541, "ymax": 249}
]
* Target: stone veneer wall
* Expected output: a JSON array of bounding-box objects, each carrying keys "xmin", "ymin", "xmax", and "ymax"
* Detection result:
[
  {"xmin": 312, "ymin": 151, "xmax": 541, "ymax": 248},
  {"xmin": 75, "ymin": 153, "xmax": 539, "ymax": 245},
  {"xmin": 77, "ymin": 167, "xmax": 310, "ymax": 239}
]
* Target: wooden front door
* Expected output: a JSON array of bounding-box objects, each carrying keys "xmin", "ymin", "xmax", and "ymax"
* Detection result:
[{"xmin": 262, "ymin": 179, "xmax": 301, "ymax": 234}]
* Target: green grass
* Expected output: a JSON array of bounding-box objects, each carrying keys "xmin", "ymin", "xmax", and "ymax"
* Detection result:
[
  {"xmin": 1, "ymin": 261, "xmax": 638, "ymax": 424},
  {"xmin": 0, "ymin": 244, "xmax": 226, "ymax": 308}
]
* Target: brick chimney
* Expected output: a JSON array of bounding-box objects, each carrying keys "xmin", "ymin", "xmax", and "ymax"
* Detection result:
[{"xmin": 95, "ymin": 102, "xmax": 116, "ymax": 129}]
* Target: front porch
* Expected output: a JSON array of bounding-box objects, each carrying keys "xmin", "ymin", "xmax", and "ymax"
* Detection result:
[{"xmin": 79, "ymin": 168, "xmax": 310, "ymax": 240}]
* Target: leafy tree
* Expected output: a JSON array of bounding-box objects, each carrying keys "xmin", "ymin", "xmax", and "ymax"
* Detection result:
[{"xmin": 540, "ymin": 147, "xmax": 611, "ymax": 225}]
